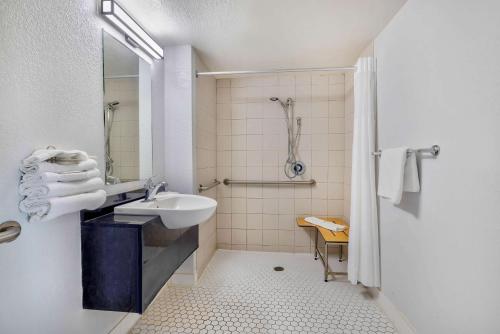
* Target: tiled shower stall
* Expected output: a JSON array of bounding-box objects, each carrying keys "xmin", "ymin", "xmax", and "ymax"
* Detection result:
[{"xmin": 213, "ymin": 73, "xmax": 354, "ymax": 253}]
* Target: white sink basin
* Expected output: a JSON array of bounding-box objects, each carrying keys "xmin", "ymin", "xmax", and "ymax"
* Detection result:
[{"xmin": 114, "ymin": 192, "xmax": 217, "ymax": 229}]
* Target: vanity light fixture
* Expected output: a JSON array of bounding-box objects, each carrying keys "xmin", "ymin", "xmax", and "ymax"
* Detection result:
[{"xmin": 101, "ymin": 0, "xmax": 164, "ymax": 60}]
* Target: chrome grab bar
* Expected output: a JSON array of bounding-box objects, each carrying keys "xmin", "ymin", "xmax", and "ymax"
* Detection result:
[
  {"xmin": 198, "ymin": 179, "xmax": 221, "ymax": 193},
  {"xmin": 223, "ymin": 179, "xmax": 316, "ymax": 186},
  {"xmin": 0, "ymin": 221, "xmax": 21, "ymax": 244}
]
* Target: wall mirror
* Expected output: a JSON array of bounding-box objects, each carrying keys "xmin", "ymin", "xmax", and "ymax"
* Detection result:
[{"xmin": 102, "ymin": 30, "xmax": 153, "ymax": 185}]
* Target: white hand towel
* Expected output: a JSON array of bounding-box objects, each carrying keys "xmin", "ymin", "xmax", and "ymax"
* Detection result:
[
  {"xmin": 20, "ymin": 169, "xmax": 101, "ymax": 185},
  {"xmin": 19, "ymin": 190, "xmax": 106, "ymax": 222},
  {"xmin": 21, "ymin": 159, "xmax": 98, "ymax": 174},
  {"xmin": 304, "ymin": 217, "xmax": 347, "ymax": 232},
  {"xmin": 377, "ymin": 147, "xmax": 408, "ymax": 204},
  {"xmin": 403, "ymin": 151, "xmax": 420, "ymax": 192},
  {"xmin": 19, "ymin": 177, "xmax": 104, "ymax": 197}
]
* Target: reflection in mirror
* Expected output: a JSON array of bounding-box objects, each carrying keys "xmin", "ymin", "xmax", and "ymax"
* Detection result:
[{"xmin": 103, "ymin": 31, "xmax": 152, "ymax": 185}]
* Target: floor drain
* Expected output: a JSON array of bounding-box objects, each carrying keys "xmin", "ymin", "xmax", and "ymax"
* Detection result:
[{"xmin": 273, "ymin": 266, "xmax": 284, "ymax": 272}]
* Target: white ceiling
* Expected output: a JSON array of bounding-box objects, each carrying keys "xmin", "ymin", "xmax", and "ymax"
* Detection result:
[{"xmin": 118, "ymin": 0, "xmax": 407, "ymax": 71}]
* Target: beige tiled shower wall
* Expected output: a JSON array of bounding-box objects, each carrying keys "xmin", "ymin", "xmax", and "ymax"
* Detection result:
[
  {"xmin": 344, "ymin": 73, "xmax": 354, "ymax": 222},
  {"xmin": 195, "ymin": 60, "xmax": 217, "ymax": 275},
  {"xmin": 216, "ymin": 73, "xmax": 346, "ymax": 253}
]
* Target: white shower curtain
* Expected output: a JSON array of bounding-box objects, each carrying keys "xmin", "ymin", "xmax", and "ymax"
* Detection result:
[{"xmin": 348, "ymin": 57, "xmax": 380, "ymax": 287}]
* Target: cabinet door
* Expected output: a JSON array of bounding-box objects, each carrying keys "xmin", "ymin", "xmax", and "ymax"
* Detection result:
[{"xmin": 82, "ymin": 225, "xmax": 141, "ymax": 312}]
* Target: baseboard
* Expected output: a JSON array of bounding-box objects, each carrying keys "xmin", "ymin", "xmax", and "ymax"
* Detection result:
[
  {"xmin": 368, "ymin": 288, "xmax": 417, "ymax": 334},
  {"xmin": 108, "ymin": 313, "xmax": 141, "ymax": 334},
  {"xmin": 168, "ymin": 272, "xmax": 196, "ymax": 285}
]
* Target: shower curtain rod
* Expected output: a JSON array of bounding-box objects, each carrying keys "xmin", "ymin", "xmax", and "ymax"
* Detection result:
[{"xmin": 196, "ymin": 66, "xmax": 356, "ymax": 77}]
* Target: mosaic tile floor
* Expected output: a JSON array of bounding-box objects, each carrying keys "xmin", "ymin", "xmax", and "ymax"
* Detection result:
[{"xmin": 131, "ymin": 250, "xmax": 396, "ymax": 334}]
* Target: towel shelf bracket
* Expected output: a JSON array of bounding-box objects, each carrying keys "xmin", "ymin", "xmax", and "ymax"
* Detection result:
[{"xmin": 0, "ymin": 221, "xmax": 21, "ymax": 244}]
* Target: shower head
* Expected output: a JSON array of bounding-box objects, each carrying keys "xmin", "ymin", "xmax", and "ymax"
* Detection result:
[
  {"xmin": 270, "ymin": 95, "xmax": 304, "ymax": 179},
  {"xmin": 270, "ymin": 97, "xmax": 293, "ymax": 107},
  {"xmin": 270, "ymin": 96, "xmax": 287, "ymax": 108},
  {"xmin": 106, "ymin": 101, "xmax": 119, "ymax": 112}
]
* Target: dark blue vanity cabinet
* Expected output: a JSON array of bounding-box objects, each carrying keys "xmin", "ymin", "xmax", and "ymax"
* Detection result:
[{"xmin": 80, "ymin": 196, "xmax": 198, "ymax": 313}]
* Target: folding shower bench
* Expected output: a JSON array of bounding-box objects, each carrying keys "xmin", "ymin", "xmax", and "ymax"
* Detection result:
[{"xmin": 296, "ymin": 217, "xmax": 349, "ymax": 282}]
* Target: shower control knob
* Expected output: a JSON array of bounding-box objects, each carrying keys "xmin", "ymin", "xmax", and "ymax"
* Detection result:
[{"xmin": 292, "ymin": 161, "xmax": 306, "ymax": 176}]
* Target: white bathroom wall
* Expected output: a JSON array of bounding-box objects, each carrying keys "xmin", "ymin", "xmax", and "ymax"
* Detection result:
[
  {"xmin": 194, "ymin": 55, "xmax": 217, "ymax": 276},
  {"xmin": 138, "ymin": 59, "xmax": 153, "ymax": 180},
  {"xmin": 374, "ymin": 0, "xmax": 500, "ymax": 332},
  {"xmin": 164, "ymin": 45, "xmax": 196, "ymax": 194},
  {"xmin": 215, "ymin": 73, "xmax": 346, "ymax": 252},
  {"xmin": 0, "ymin": 1, "xmax": 164, "ymax": 333},
  {"xmin": 151, "ymin": 60, "xmax": 166, "ymax": 182},
  {"xmin": 163, "ymin": 46, "xmax": 218, "ymax": 279}
]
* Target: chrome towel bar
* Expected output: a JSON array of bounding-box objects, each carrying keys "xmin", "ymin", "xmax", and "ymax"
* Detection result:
[
  {"xmin": 223, "ymin": 179, "xmax": 316, "ymax": 186},
  {"xmin": 198, "ymin": 179, "xmax": 221, "ymax": 193},
  {"xmin": 0, "ymin": 221, "xmax": 21, "ymax": 244},
  {"xmin": 372, "ymin": 144, "xmax": 440, "ymax": 157}
]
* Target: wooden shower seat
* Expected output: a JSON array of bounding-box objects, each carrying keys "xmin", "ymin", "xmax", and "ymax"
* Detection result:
[{"xmin": 296, "ymin": 217, "xmax": 349, "ymax": 282}]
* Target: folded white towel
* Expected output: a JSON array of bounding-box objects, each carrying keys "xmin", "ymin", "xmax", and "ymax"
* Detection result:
[
  {"xmin": 403, "ymin": 151, "xmax": 420, "ymax": 192},
  {"xmin": 21, "ymin": 149, "xmax": 88, "ymax": 170},
  {"xmin": 377, "ymin": 147, "xmax": 408, "ymax": 204},
  {"xmin": 20, "ymin": 169, "xmax": 101, "ymax": 185},
  {"xmin": 305, "ymin": 217, "xmax": 347, "ymax": 232},
  {"xmin": 19, "ymin": 177, "xmax": 104, "ymax": 197},
  {"xmin": 19, "ymin": 190, "xmax": 106, "ymax": 222},
  {"xmin": 21, "ymin": 159, "xmax": 98, "ymax": 174}
]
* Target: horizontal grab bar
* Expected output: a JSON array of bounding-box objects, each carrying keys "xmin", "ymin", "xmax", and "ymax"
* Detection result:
[
  {"xmin": 198, "ymin": 179, "xmax": 221, "ymax": 192},
  {"xmin": 223, "ymin": 179, "xmax": 316, "ymax": 186},
  {"xmin": 0, "ymin": 221, "xmax": 21, "ymax": 244}
]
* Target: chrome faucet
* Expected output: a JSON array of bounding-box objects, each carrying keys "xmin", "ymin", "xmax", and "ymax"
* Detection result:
[{"xmin": 143, "ymin": 178, "xmax": 168, "ymax": 202}]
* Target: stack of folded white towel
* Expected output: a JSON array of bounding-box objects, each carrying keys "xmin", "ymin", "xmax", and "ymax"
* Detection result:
[{"xmin": 19, "ymin": 148, "xmax": 106, "ymax": 222}]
